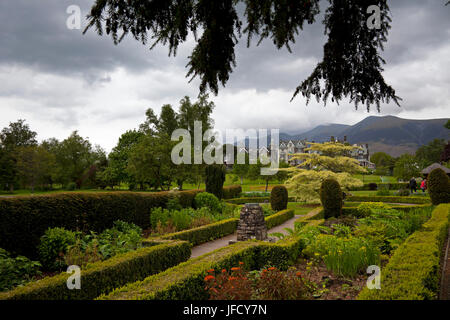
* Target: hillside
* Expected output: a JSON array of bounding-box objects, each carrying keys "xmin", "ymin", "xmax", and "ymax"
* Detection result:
[{"xmin": 281, "ymin": 116, "xmax": 449, "ymax": 157}]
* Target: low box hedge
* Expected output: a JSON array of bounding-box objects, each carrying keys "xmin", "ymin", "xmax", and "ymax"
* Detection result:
[
  {"xmin": 0, "ymin": 240, "xmax": 191, "ymax": 300},
  {"xmin": 341, "ymin": 204, "xmax": 431, "ymax": 216},
  {"xmin": 159, "ymin": 218, "xmax": 239, "ymax": 246},
  {"xmin": 222, "ymin": 185, "xmax": 242, "ymax": 199},
  {"xmin": 265, "ymin": 209, "xmax": 294, "ymax": 229},
  {"xmin": 225, "ymin": 196, "xmax": 295, "ymax": 205},
  {"xmin": 346, "ymin": 195, "xmax": 430, "ymax": 204},
  {"xmin": 349, "ymin": 182, "xmax": 409, "ymax": 191},
  {"xmin": 99, "ymin": 233, "xmax": 309, "ymax": 300},
  {"xmin": 357, "ymin": 204, "xmax": 450, "ymax": 300}
]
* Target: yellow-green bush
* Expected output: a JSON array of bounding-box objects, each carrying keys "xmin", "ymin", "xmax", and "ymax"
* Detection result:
[
  {"xmin": 0, "ymin": 240, "xmax": 190, "ymax": 300},
  {"xmin": 357, "ymin": 204, "xmax": 450, "ymax": 300}
]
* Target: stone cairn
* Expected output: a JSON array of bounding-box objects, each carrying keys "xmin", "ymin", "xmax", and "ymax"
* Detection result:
[{"xmin": 236, "ymin": 203, "xmax": 268, "ymax": 241}]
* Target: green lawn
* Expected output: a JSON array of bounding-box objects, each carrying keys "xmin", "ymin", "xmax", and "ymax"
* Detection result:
[
  {"xmin": 260, "ymin": 202, "xmax": 318, "ymax": 216},
  {"xmin": 352, "ymin": 174, "xmax": 398, "ymax": 183}
]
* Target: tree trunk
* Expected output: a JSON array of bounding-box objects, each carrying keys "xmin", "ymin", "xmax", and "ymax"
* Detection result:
[
  {"xmin": 265, "ymin": 179, "xmax": 269, "ymax": 192},
  {"xmin": 240, "ymin": 176, "xmax": 243, "ymax": 184}
]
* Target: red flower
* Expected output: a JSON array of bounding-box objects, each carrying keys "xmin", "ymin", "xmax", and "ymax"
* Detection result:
[{"xmin": 204, "ymin": 275, "xmax": 215, "ymax": 282}]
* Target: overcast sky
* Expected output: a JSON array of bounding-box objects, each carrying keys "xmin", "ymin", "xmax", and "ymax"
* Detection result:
[{"xmin": 0, "ymin": 0, "xmax": 449, "ymax": 152}]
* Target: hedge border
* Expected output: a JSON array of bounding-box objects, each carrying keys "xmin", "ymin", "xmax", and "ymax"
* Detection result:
[
  {"xmin": 99, "ymin": 233, "xmax": 308, "ymax": 300},
  {"xmin": 225, "ymin": 196, "xmax": 295, "ymax": 205},
  {"xmin": 346, "ymin": 195, "xmax": 431, "ymax": 204},
  {"xmin": 357, "ymin": 204, "xmax": 450, "ymax": 300},
  {"xmin": 265, "ymin": 209, "xmax": 294, "ymax": 230},
  {"xmin": 0, "ymin": 240, "xmax": 191, "ymax": 300},
  {"xmin": 341, "ymin": 204, "xmax": 431, "ymax": 216}
]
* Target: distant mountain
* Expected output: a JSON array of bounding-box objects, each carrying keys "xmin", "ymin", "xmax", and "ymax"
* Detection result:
[
  {"xmin": 280, "ymin": 116, "xmax": 449, "ymax": 157},
  {"xmin": 281, "ymin": 124, "xmax": 350, "ymax": 142}
]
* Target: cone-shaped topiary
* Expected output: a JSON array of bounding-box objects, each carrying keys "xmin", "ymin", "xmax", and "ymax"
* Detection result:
[
  {"xmin": 270, "ymin": 185, "xmax": 288, "ymax": 211},
  {"xmin": 205, "ymin": 164, "xmax": 226, "ymax": 200},
  {"xmin": 428, "ymin": 168, "xmax": 450, "ymax": 205},
  {"xmin": 320, "ymin": 178, "xmax": 343, "ymax": 219}
]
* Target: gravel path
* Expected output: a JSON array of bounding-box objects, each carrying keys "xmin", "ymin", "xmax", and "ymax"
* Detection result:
[{"xmin": 189, "ymin": 207, "xmax": 322, "ymax": 259}]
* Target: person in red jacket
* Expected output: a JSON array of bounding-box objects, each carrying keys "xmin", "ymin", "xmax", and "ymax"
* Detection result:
[{"xmin": 420, "ymin": 179, "xmax": 427, "ymax": 193}]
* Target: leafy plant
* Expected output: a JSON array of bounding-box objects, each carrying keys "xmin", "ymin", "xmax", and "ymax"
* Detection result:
[
  {"xmin": 194, "ymin": 192, "xmax": 222, "ymax": 213},
  {"xmin": 0, "ymin": 248, "xmax": 41, "ymax": 292},
  {"xmin": 356, "ymin": 202, "xmax": 391, "ymax": 218},
  {"xmin": 38, "ymin": 227, "xmax": 76, "ymax": 271}
]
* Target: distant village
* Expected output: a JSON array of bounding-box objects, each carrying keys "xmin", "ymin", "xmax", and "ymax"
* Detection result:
[{"xmin": 227, "ymin": 136, "xmax": 375, "ymax": 169}]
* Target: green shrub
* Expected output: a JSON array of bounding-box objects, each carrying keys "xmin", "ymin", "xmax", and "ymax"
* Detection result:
[
  {"xmin": 96, "ymin": 221, "xmax": 143, "ymax": 259},
  {"xmin": 205, "ymin": 165, "xmax": 226, "ymax": 199},
  {"xmin": 0, "ymin": 241, "xmax": 190, "ymax": 300},
  {"xmin": 66, "ymin": 182, "xmax": 77, "ymax": 191},
  {"xmin": 170, "ymin": 210, "xmax": 192, "ymax": 231},
  {"xmin": 270, "ymin": 185, "xmax": 288, "ymax": 211},
  {"xmin": 166, "ymin": 197, "xmax": 182, "ymax": 211},
  {"xmin": 194, "ymin": 192, "xmax": 222, "ymax": 213},
  {"xmin": 150, "ymin": 207, "xmax": 170, "ymax": 229},
  {"xmin": 222, "ymin": 185, "xmax": 242, "ymax": 199},
  {"xmin": 320, "ymin": 179, "xmax": 343, "ymax": 219},
  {"xmin": 428, "ymin": 168, "xmax": 450, "ymax": 205},
  {"xmin": 38, "ymin": 227, "xmax": 77, "ymax": 271},
  {"xmin": 0, "ymin": 249, "xmax": 41, "ymax": 292},
  {"xmin": 358, "ymin": 204, "xmax": 449, "ymax": 300},
  {"xmin": 356, "ymin": 202, "xmax": 392, "ymax": 218}
]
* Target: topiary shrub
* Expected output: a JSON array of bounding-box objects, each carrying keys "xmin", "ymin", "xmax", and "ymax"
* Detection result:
[
  {"xmin": 270, "ymin": 185, "xmax": 288, "ymax": 211},
  {"xmin": 194, "ymin": 192, "xmax": 222, "ymax": 213},
  {"xmin": 368, "ymin": 183, "xmax": 378, "ymax": 191},
  {"xmin": 38, "ymin": 228, "xmax": 77, "ymax": 271},
  {"xmin": 428, "ymin": 168, "xmax": 450, "ymax": 205},
  {"xmin": 320, "ymin": 179, "xmax": 343, "ymax": 219},
  {"xmin": 205, "ymin": 165, "xmax": 226, "ymax": 199}
]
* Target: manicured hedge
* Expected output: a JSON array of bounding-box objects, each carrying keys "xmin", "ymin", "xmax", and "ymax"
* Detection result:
[
  {"xmin": 341, "ymin": 204, "xmax": 431, "ymax": 216},
  {"xmin": 226, "ymin": 196, "xmax": 295, "ymax": 205},
  {"xmin": 357, "ymin": 204, "xmax": 450, "ymax": 300},
  {"xmin": 265, "ymin": 209, "xmax": 294, "ymax": 230},
  {"xmin": 222, "ymin": 185, "xmax": 242, "ymax": 199},
  {"xmin": 160, "ymin": 218, "xmax": 239, "ymax": 246},
  {"xmin": 350, "ymin": 183, "xmax": 409, "ymax": 191},
  {"xmin": 0, "ymin": 187, "xmax": 236, "ymax": 259},
  {"xmin": 0, "ymin": 240, "xmax": 190, "ymax": 300},
  {"xmin": 99, "ymin": 233, "xmax": 308, "ymax": 300},
  {"xmin": 346, "ymin": 195, "xmax": 430, "ymax": 204}
]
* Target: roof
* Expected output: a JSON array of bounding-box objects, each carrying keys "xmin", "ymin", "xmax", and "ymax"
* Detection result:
[{"xmin": 420, "ymin": 163, "xmax": 450, "ymax": 174}]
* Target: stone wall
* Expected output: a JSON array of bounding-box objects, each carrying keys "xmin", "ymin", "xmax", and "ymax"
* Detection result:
[{"xmin": 236, "ymin": 203, "xmax": 268, "ymax": 241}]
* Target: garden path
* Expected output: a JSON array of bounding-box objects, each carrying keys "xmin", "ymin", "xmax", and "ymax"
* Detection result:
[{"xmin": 189, "ymin": 207, "xmax": 322, "ymax": 259}]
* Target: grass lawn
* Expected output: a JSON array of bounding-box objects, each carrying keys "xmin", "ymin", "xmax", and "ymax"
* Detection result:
[{"xmin": 352, "ymin": 174, "xmax": 398, "ymax": 183}]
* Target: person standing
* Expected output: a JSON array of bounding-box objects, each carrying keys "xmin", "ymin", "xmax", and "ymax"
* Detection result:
[
  {"xmin": 420, "ymin": 179, "xmax": 427, "ymax": 193},
  {"xmin": 409, "ymin": 177, "xmax": 417, "ymax": 193}
]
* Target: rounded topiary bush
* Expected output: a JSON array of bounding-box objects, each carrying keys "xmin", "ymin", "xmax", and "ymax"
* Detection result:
[
  {"xmin": 428, "ymin": 168, "xmax": 450, "ymax": 205},
  {"xmin": 194, "ymin": 192, "xmax": 222, "ymax": 213},
  {"xmin": 320, "ymin": 178, "xmax": 343, "ymax": 219},
  {"xmin": 270, "ymin": 185, "xmax": 288, "ymax": 211}
]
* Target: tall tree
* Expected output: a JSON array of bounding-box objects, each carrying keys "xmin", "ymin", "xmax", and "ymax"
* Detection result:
[
  {"xmin": 84, "ymin": 0, "xmax": 401, "ymax": 111},
  {"xmin": 0, "ymin": 120, "xmax": 38, "ymax": 191},
  {"xmin": 15, "ymin": 145, "xmax": 54, "ymax": 192},
  {"xmin": 370, "ymin": 151, "xmax": 395, "ymax": 175},
  {"xmin": 393, "ymin": 154, "xmax": 420, "ymax": 181},
  {"xmin": 415, "ymin": 139, "xmax": 446, "ymax": 168}
]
